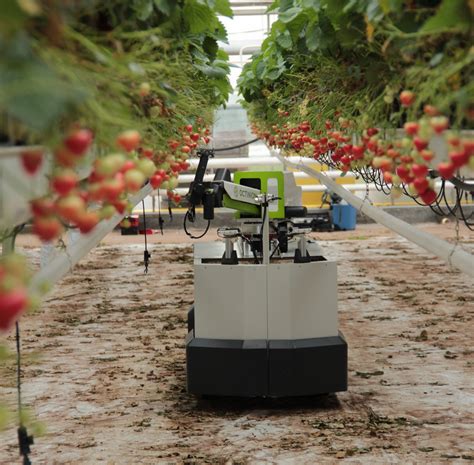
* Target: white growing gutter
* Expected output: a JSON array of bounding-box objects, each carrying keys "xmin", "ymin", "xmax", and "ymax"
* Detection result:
[{"xmin": 28, "ymin": 183, "xmax": 153, "ymax": 294}]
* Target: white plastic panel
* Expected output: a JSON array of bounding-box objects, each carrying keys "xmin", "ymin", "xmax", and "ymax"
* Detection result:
[
  {"xmin": 194, "ymin": 264, "xmax": 267, "ymax": 340},
  {"xmin": 267, "ymin": 261, "xmax": 338, "ymax": 340},
  {"xmin": 283, "ymin": 171, "xmax": 302, "ymax": 206},
  {"xmin": 267, "ymin": 177, "xmax": 279, "ymax": 212}
]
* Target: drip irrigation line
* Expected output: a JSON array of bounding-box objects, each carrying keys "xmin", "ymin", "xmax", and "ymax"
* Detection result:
[
  {"xmin": 183, "ymin": 209, "xmax": 211, "ymax": 239},
  {"xmin": 211, "ymin": 138, "xmax": 259, "ymax": 152},
  {"xmin": 429, "ymin": 170, "xmax": 474, "ymax": 192},
  {"xmin": 315, "ymin": 148, "xmax": 473, "ymax": 229}
]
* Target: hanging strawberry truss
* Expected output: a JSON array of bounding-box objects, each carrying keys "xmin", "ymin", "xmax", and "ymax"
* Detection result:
[
  {"xmin": 0, "ymin": 0, "xmax": 233, "ymax": 330},
  {"xmin": 0, "ymin": 0, "xmax": 235, "ymax": 434},
  {"xmin": 238, "ymin": 0, "xmax": 474, "ymax": 227}
]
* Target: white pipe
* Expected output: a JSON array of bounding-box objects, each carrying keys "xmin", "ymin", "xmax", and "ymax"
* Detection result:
[
  {"xmin": 276, "ymin": 151, "xmax": 474, "ymax": 278},
  {"xmin": 29, "ymin": 183, "xmax": 153, "ymax": 294},
  {"xmin": 187, "ymin": 155, "xmax": 327, "ymax": 169},
  {"xmin": 177, "ymin": 170, "xmax": 349, "ymax": 183},
  {"xmin": 240, "ymin": 45, "xmax": 259, "ymax": 66}
]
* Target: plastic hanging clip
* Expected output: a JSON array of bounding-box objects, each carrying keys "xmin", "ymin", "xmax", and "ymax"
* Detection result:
[
  {"xmin": 18, "ymin": 425, "xmax": 33, "ymax": 464},
  {"xmin": 158, "ymin": 215, "xmax": 164, "ymax": 235},
  {"xmin": 144, "ymin": 250, "xmax": 151, "ymax": 274}
]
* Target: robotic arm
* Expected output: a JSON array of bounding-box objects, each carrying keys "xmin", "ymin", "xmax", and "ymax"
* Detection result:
[
  {"xmin": 186, "ymin": 148, "xmax": 230, "ymax": 222},
  {"xmin": 185, "ymin": 148, "xmax": 262, "ymax": 224}
]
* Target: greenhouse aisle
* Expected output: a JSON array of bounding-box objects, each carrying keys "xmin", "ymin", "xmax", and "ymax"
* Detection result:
[
  {"xmin": 1, "ymin": 1, "xmax": 473, "ymax": 464},
  {"xmin": 1, "ymin": 225, "xmax": 473, "ymax": 464}
]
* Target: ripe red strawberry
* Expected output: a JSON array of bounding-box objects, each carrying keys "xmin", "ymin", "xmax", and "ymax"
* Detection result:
[
  {"xmin": 412, "ymin": 164, "xmax": 428, "ymax": 178},
  {"xmin": 112, "ymin": 199, "xmax": 129, "ymax": 215},
  {"xmin": 420, "ymin": 189, "xmax": 437, "ymax": 205},
  {"xmin": 142, "ymin": 148, "xmax": 154, "ymax": 159},
  {"xmin": 437, "ymin": 162, "xmax": 455, "ymax": 180},
  {"xmin": 51, "ymin": 170, "xmax": 77, "ymax": 196},
  {"xmin": 403, "ymin": 122, "xmax": 419, "ymax": 136},
  {"xmin": 0, "ymin": 289, "xmax": 28, "ymax": 331},
  {"xmin": 413, "ymin": 137, "xmax": 428, "ymax": 151},
  {"xmin": 449, "ymin": 150, "xmax": 469, "ymax": 168},
  {"xmin": 76, "ymin": 211, "xmax": 99, "ymax": 234},
  {"xmin": 150, "ymin": 173, "xmax": 163, "ymax": 189},
  {"xmin": 300, "ymin": 123, "xmax": 310, "ymax": 133},
  {"xmin": 185, "ymin": 124, "xmax": 193, "ymax": 133},
  {"xmin": 396, "ymin": 165, "xmax": 411, "ymax": 183},
  {"xmin": 413, "ymin": 177, "xmax": 429, "ymax": 194},
  {"xmin": 190, "ymin": 133, "xmax": 200, "ymax": 142},
  {"xmin": 64, "ymin": 129, "xmax": 93, "ymax": 156},
  {"xmin": 116, "ymin": 130, "xmax": 141, "ymax": 152},
  {"xmin": 168, "ymin": 140, "xmax": 180, "ymax": 151},
  {"xmin": 31, "ymin": 197, "xmax": 55, "ymax": 217},
  {"xmin": 400, "ymin": 90, "xmax": 415, "ymax": 107},
  {"xmin": 170, "ymin": 162, "xmax": 181, "ymax": 172},
  {"xmin": 343, "ymin": 144, "xmax": 353, "ymax": 154},
  {"xmin": 352, "ymin": 145, "xmax": 364, "ymax": 160},
  {"xmin": 340, "ymin": 155, "xmax": 351, "ymax": 165},
  {"xmin": 33, "ymin": 216, "xmax": 63, "ymax": 242},
  {"xmin": 21, "ymin": 149, "xmax": 43, "ymax": 175}
]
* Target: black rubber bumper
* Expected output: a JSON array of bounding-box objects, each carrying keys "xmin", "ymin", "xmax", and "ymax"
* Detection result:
[{"xmin": 186, "ymin": 331, "xmax": 347, "ymax": 397}]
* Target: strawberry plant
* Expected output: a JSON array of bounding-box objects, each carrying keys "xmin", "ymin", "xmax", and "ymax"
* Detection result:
[
  {"xmin": 238, "ymin": 0, "xmax": 473, "ymax": 210},
  {"xmin": 0, "ymin": 0, "xmax": 233, "ymax": 327},
  {"xmin": 0, "ymin": 0, "xmax": 233, "ymax": 246},
  {"xmin": 0, "ymin": 0, "xmax": 234, "ymax": 436}
]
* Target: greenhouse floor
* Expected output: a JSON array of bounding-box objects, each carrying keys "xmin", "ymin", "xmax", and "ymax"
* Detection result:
[{"xmin": 1, "ymin": 223, "xmax": 473, "ymax": 464}]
